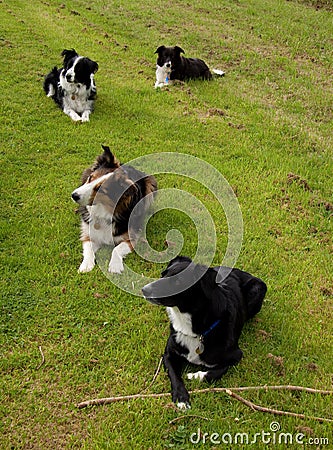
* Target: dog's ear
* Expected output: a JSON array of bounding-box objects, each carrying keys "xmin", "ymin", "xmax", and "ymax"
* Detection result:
[
  {"xmin": 90, "ymin": 60, "xmax": 99, "ymax": 74},
  {"xmin": 200, "ymin": 269, "xmax": 229, "ymax": 317},
  {"xmin": 99, "ymin": 145, "xmax": 120, "ymax": 168},
  {"xmin": 174, "ymin": 46, "xmax": 185, "ymax": 55},
  {"xmin": 162, "ymin": 256, "xmax": 192, "ymax": 277},
  {"xmin": 201, "ymin": 270, "xmax": 238, "ymax": 346},
  {"xmin": 169, "ymin": 256, "xmax": 192, "ymax": 267},
  {"xmin": 81, "ymin": 168, "xmax": 93, "ymax": 184},
  {"xmin": 199, "ymin": 269, "xmax": 218, "ymax": 297},
  {"xmin": 155, "ymin": 45, "xmax": 166, "ymax": 54},
  {"xmin": 61, "ymin": 49, "xmax": 78, "ymax": 66}
]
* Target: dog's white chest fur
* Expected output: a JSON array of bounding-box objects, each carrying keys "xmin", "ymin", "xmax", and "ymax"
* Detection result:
[
  {"xmin": 167, "ymin": 307, "xmax": 203, "ymax": 365},
  {"xmin": 86, "ymin": 204, "xmax": 115, "ymax": 248},
  {"xmin": 155, "ymin": 64, "xmax": 171, "ymax": 88},
  {"xmin": 60, "ymin": 76, "xmax": 93, "ymax": 113}
]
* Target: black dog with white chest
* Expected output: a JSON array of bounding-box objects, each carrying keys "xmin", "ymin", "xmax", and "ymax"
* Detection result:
[
  {"xmin": 142, "ymin": 256, "xmax": 267, "ymax": 409},
  {"xmin": 154, "ymin": 45, "xmax": 224, "ymax": 87},
  {"xmin": 44, "ymin": 49, "xmax": 98, "ymax": 122}
]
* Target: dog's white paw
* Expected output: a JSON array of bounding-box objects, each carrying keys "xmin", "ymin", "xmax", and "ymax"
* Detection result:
[
  {"xmin": 154, "ymin": 82, "xmax": 164, "ymax": 89},
  {"xmin": 108, "ymin": 258, "xmax": 124, "ymax": 274},
  {"xmin": 177, "ymin": 402, "xmax": 191, "ymax": 410},
  {"xmin": 78, "ymin": 261, "xmax": 95, "ymax": 273},
  {"xmin": 81, "ymin": 112, "xmax": 90, "ymax": 122},
  {"xmin": 187, "ymin": 371, "xmax": 208, "ymax": 381},
  {"xmin": 67, "ymin": 110, "xmax": 82, "ymax": 122}
]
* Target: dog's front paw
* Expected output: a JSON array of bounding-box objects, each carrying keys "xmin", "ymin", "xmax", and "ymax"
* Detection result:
[
  {"xmin": 71, "ymin": 115, "xmax": 82, "ymax": 122},
  {"xmin": 108, "ymin": 257, "xmax": 124, "ymax": 274},
  {"xmin": 187, "ymin": 371, "xmax": 208, "ymax": 382},
  {"xmin": 81, "ymin": 112, "xmax": 90, "ymax": 122},
  {"xmin": 172, "ymin": 386, "xmax": 190, "ymax": 410},
  {"xmin": 176, "ymin": 401, "xmax": 191, "ymax": 410},
  {"xmin": 78, "ymin": 260, "xmax": 95, "ymax": 273},
  {"xmin": 66, "ymin": 110, "xmax": 82, "ymax": 122}
]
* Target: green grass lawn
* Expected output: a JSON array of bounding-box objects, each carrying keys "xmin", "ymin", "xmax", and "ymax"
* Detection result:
[{"xmin": 1, "ymin": 0, "xmax": 332, "ymax": 448}]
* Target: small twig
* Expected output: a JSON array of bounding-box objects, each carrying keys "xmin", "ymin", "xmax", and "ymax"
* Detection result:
[
  {"xmin": 169, "ymin": 414, "xmax": 210, "ymax": 424},
  {"xmin": 225, "ymin": 389, "xmax": 333, "ymax": 423},
  {"xmin": 78, "ymin": 392, "xmax": 169, "ymax": 408},
  {"xmin": 36, "ymin": 346, "xmax": 45, "ymax": 370},
  {"xmin": 139, "ymin": 356, "xmax": 163, "ymax": 394}
]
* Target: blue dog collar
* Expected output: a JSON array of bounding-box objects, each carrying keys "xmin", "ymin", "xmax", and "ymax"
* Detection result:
[
  {"xmin": 201, "ymin": 319, "xmax": 221, "ymax": 338},
  {"xmin": 195, "ymin": 319, "xmax": 221, "ymax": 355}
]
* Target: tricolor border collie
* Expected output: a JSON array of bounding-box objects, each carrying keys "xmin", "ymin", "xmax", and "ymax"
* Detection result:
[
  {"xmin": 71, "ymin": 145, "xmax": 157, "ymax": 274},
  {"xmin": 44, "ymin": 49, "xmax": 98, "ymax": 122},
  {"xmin": 142, "ymin": 256, "xmax": 267, "ymax": 409},
  {"xmin": 154, "ymin": 45, "xmax": 224, "ymax": 87}
]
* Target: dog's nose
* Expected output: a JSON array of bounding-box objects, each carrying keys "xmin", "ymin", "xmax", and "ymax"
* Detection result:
[
  {"xmin": 71, "ymin": 192, "xmax": 80, "ymax": 202},
  {"xmin": 66, "ymin": 74, "xmax": 72, "ymax": 82},
  {"xmin": 166, "ymin": 63, "xmax": 171, "ymax": 68}
]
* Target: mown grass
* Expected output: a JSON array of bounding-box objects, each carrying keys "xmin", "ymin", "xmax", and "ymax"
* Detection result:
[{"xmin": 1, "ymin": 0, "xmax": 332, "ymax": 448}]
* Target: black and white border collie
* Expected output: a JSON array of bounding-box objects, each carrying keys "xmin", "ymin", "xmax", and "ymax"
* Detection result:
[
  {"xmin": 71, "ymin": 145, "xmax": 157, "ymax": 274},
  {"xmin": 142, "ymin": 256, "xmax": 267, "ymax": 409},
  {"xmin": 154, "ymin": 45, "xmax": 224, "ymax": 87},
  {"xmin": 44, "ymin": 49, "xmax": 98, "ymax": 122}
]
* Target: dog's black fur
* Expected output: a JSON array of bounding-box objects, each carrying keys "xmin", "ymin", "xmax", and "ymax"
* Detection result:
[
  {"xmin": 142, "ymin": 256, "xmax": 267, "ymax": 408},
  {"xmin": 43, "ymin": 49, "xmax": 98, "ymax": 122},
  {"xmin": 155, "ymin": 45, "xmax": 212, "ymax": 81}
]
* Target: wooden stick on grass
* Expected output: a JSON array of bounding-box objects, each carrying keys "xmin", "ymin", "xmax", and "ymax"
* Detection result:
[
  {"xmin": 36, "ymin": 346, "xmax": 45, "ymax": 370},
  {"xmin": 139, "ymin": 356, "xmax": 163, "ymax": 394},
  {"xmin": 77, "ymin": 384, "xmax": 333, "ymax": 423},
  {"xmin": 225, "ymin": 389, "xmax": 333, "ymax": 423}
]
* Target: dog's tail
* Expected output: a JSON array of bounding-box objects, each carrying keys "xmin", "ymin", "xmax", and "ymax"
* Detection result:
[
  {"xmin": 212, "ymin": 69, "xmax": 225, "ymax": 77},
  {"xmin": 43, "ymin": 66, "xmax": 59, "ymax": 97}
]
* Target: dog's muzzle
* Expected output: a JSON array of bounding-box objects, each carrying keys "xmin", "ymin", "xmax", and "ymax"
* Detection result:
[
  {"xmin": 142, "ymin": 284, "xmax": 159, "ymax": 304},
  {"xmin": 142, "ymin": 284, "xmax": 153, "ymax": 298},
  {"xmin": 66, "ymin": 73, "xmax": 74, "ymax": 83}
]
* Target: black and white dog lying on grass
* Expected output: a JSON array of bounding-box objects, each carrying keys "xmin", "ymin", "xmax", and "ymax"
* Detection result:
[
  {"xmin": 142, "ymin": 256, "xmax": 267, "ymax": 409},
  {"xmin": 44, "ymin": 49, "xmax": 98, "ymax": 122},
  {"xmin": 154, "ymin": 45, "xmax": 225, "ymax": 88}
]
